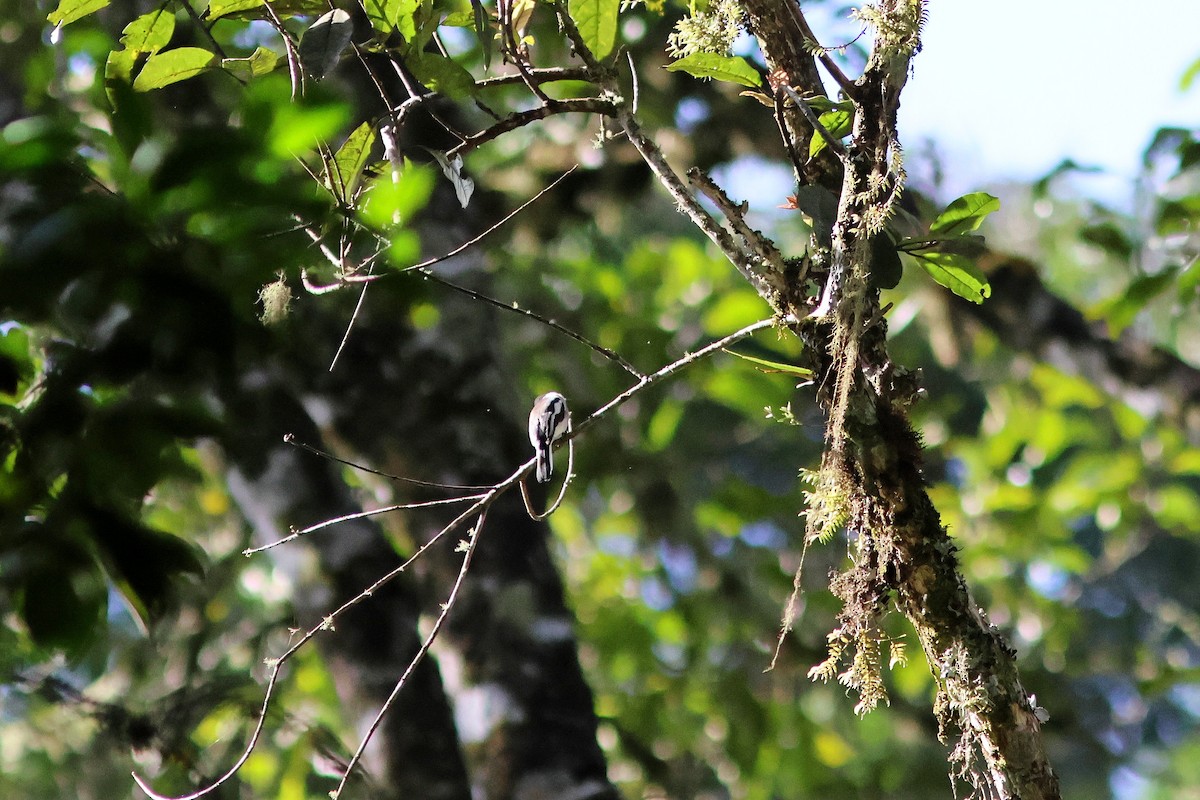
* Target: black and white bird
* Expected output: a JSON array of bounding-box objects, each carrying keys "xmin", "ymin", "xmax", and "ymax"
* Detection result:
[{"xmin": 528, "ymin": 392, "xmax": 570, "ymax": 483}]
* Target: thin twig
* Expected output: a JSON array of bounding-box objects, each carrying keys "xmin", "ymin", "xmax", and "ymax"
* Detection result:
[
  {"xmin": 133, "ymin": 317, "xmax": 783, "ymax": 800},
  {"xmin": 792, "ymin": 5, "xmax": 860, "ymax": 100},
  {"xmin": 780, "ymin": 84, "xmax": 849, "ymax": 160},
  {"xmin": 342, "ymin": 167, "xmax": 580, "ymax": 282},
  {"xmin": 260, "ymin": 2, "xmax": 302, "ymax": 99},
  {"xmin": 474, "ymin": 66, "xmax": 595, "ymax": 89},
  {"xmin": 243, "ymin": 495, "xmax": 485, "ymax": 555},
  {"xmin": 614, "ymin": 105, "xmax": 781, "ymax": 299},
  {"xmin": 687, "ymin": 167, "xmax": 788, "ymax": 275},
  {"xmin": 419, "ymin": 270, "xmax": 645, "ymax": 379},
  {"xmin": 333, "ymin": 511, "xmax": 488, "ymax": 798},
  {"xmin": 328, "ymin": 280, "xmax": 370, "ymax": 371},
  {"xmin": 520, "ymin": 422, "xmax": 574, "ymax": 519},
  {"xmin": 282, "ymin": 433, "xmax": 497, "ymax": 490},
  {"xmin": 446, "ymin": 98, "xmax": 617, "ymax": 159},
  {"xmin": 499, "ymin": 0, "xmax": 552, "ymax": 103}
]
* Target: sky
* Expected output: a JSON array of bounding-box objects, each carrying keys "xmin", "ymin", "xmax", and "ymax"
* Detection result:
[{"xmin": 897, "ymin": 2, "xmax": 1200, "ymax": 193}]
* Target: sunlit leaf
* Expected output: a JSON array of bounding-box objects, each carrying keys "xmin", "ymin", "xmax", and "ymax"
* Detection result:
[
  {"xmin": 667, "ymin": 53, "xmax": 762, "ymax": 88},
  {"xmin": 912, "ymin": 251, "xmax": 991, "ymax": 303},
  {"xmin": 359, "ymin": 162, "xmax": 436, "ymax": 230},
  {"xmin": 329, "ymin": 122, "xmax": 377, "ymax": 203},
  {"xmin": 929, "ymin": 192, "xmax": 1000, "ymax": 236},
  {"xmin": 47, "ymin": 0, "xmax": 110, "ymax": 26},
  {"xmin": 208, "ymin": 0, "xmax": 263, "ymax": 18},
  {"xmin": 568, "ymin": 0, "xmax": 619, "ymax": 60},
  {"xmin": 119, "ymin": 8, "xmax": 175, "ymax": 54},
  {"xmin": 722, "ymin": 349, "xmax": 814, "ymax": 378},
  {"xmin": 221, "ymin": 46, "xmax": 279, "ymax": 80},
  {"xmin": 132, "ymin": 47, "xmax": 217, "ymax": 91},
  {"xmin": 407, "ymin": 52, "xmax": 476, "ymax": 100},
  {"xmin": 809, "ymin": 109, "xmax": 851, "ymax": 158}
]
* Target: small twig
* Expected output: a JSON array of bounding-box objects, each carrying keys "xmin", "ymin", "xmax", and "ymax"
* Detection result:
[
  {"xmin": 446, "ymin": 98, "xmax": 617, "ymax": 159},
  {"xmin": 419, "ymin": 270, "xmax": 645, "ymax": 379},
  {"xmin": 260, "ymin": 2, "xmax": 302, "ymax": 98},
  {"xmin": 551, "ymin": 0, "xmax": 608, "ymax": 74},
  {"xmin": 687, "ymin": 167, "xmax": 788, "ymax": 275},
  {"xmin": 793, "ymin": 6, "xmax": 859, "ymax": 100},
  {"xmin": 499, "ymin": 0, "xmax": 552, "ymax": 103},
  {"xmin": 780, "ymin": 85, "xmax": 849, "ymax": 161},
  {"xmin": 328, "ymin": 280, "xmax": 370, "ymax": 371},
  {"xmin": 614, "ymin": 104, "xmax": 780, "ymax": 300},
  {"xmin": 243, "ymin": 495, "xmax": 485, "ymax": 555},
  {"xmin": 474, "ymin": 66, "xmax": 596, "ymax": 89},
  {"xmin": 134, "ymin": 318, "xmax": 783, "ymax": 800},
  {"xmin": 282, "ymin": 433, "xmax": 496, "ymax": 490},
  {"xmin": 342, "ymin": 167, "xmax": 579, "ymax": 282},
  {"xmin": 180, "ymin": 1, "xmax": 228, "ymax": 61},
  {"xmin": 332, "ymin": 511, "xmax": 488, "ymax": 798},
  {"xmin": 573, "ymin": 317, "xmax": 785, "ymax": 438}
]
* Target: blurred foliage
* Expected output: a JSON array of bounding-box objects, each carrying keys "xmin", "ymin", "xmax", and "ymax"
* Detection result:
[{"xmin": 1, "ymin": 2, "xmax": 1199, "ymax": 799}]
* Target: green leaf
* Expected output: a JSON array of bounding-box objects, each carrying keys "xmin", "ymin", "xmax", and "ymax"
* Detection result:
[
  {"xmin": 722, "ymin": 349, "xmax": 815, "ymax": 379},
  {"xmin": 1093, "ymin": 267, "xmax": 1179, "ymax": 334},
  {"xmin": 912, "ymin": 251, "xmax": 991, "ymax": 303},
  {"xmin": 1079, "ymin": 222, "xmax": 1134, "ymax": 260},
  {"xmin": 132, "ymin": 47, "xmax": 217, "ymax": 91},
  {"xmin": 1181, "ymin": 55, "xmax": 1200, "ymax": 91},
  {"xmin": 569, "ymin": 0, "xmax": 619, "ymax": 60},
  {"xmin": 207, "ymin": 0, "xmax": 264, "ymax": 18},
  {"xmin": 808, "ymin": 109, "xmax": 852, "ymax": 158},
  {"xmin": 299, "ymin": 9, "xmax": 353, "ymax": 81},
  {"xmin": 407, "ymin": 52, "xmax": 476, "ymax": 100},
  {"xmin": 47, "ymin": 0, "xmax": 110, "ymax": 26},
  {"xmin": 329, "ymin": 122, "xmax": 377, "ymax": 203},
  {"xmin": 119, "ymin": 9, "xmax": 175, "ymax": 54},
  {"xmin": 221, "ymin": 46, "xmax": 279, "ymax": 80},
  {"xmin": 929, "ymin": 192, "xmax": 1000, "ymax": 236},
  {"xmin": 666, "ymin": 53, "xmax": 763, "ymax": 89},
  {"xmin": 363, "ymin": 0, "xmax": 418, "ymax": 36},
  {"xmin": 104, "ymin": 48, "xmax": 138, "ymax": 85}
]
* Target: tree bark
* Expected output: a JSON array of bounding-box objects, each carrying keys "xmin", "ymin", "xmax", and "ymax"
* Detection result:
[{"xmin": 741, "ymin": 2, "xmax": 1062, "ymax": 797}]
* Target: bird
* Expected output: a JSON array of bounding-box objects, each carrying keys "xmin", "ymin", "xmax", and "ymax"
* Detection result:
[{"xmin": 528, "ymin": 392, "xmax": 570, "ymax": 483}]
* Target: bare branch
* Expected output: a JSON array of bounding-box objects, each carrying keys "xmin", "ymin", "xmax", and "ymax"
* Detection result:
[
  {"xmin": 332, "ymin": 512, "xmax": 489, "ymax": 799},
  {"xmin": 447, "ymin": 98, "xmax": 617, "ymax": 158},
  {"xmin": 418, "ymin": 270, "xmax": 645, "ymax": 379},
  {"xmin": 687, "ymin": 167, "xmax": 788, "ymax": 275},
  {"xmin": 474, "ymin": 66, "xmax": 596, "ymax": 90},
  {"xmin": 613, "ymin": 104, "xmax": 786, "ymax": 300}
]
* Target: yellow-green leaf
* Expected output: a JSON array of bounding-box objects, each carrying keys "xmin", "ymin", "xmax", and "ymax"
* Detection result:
[
  {"xmin": 119, "ymin": 9, "xmax": 175, "ymax": 54},
  {"xmin": 722, "ymin": 349, "xmax": 814, "ymax": 379},
  {"xmin": 330, "ymin": 122, "xmax": 378, "ymax": 203},
  {"xmin": 568, "ymin": 0, "xmax": 619, "ymax": 60},
  {"xmin": 913, "ymin": 251, "xmax": 991, "ymax": 303},
  {"xmin": 47, "ymin": 0, "xmax": 110, "ymax": 26},
  {"xmin": 666, "ymin": 53, "xmax": 762, "ymax": 89},
  {"xmin": 132, "ymin": 47, "xmax": 217, "ymax": 91},
  {"xmin": 208, "ymin": 0, "xmax": 263, "ymax": 18},
  {"xmin": 808, "ymin": 109, "xmax": 852, "ymax": 158},
  {"xmin": 929, "ymin": 192, "xmax": 1000, "ymax": 236},
  {"xmin": 221, "ymin": 46, "xmax": 279, "ymax": 80}
]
